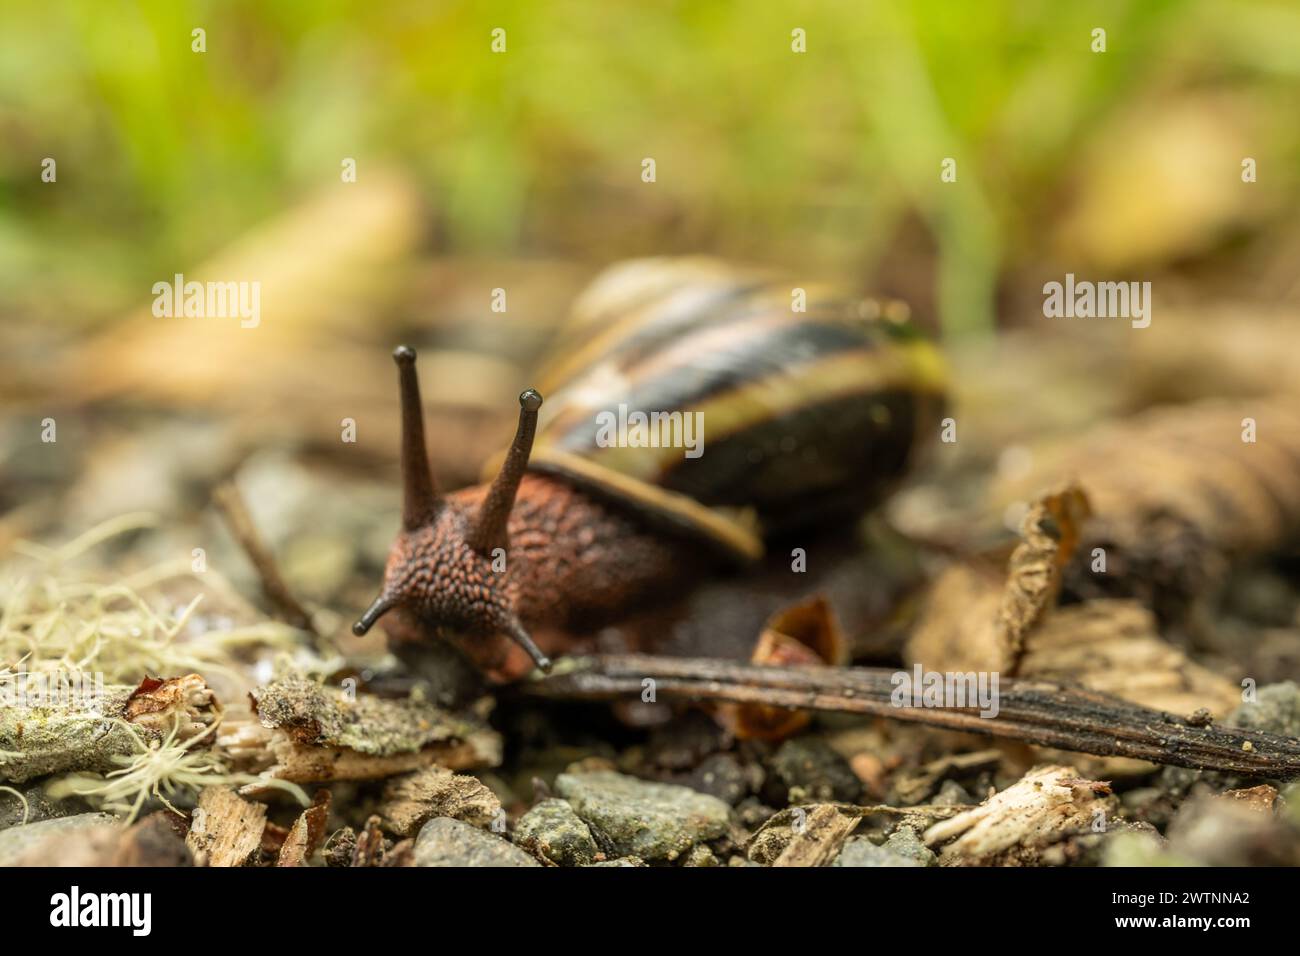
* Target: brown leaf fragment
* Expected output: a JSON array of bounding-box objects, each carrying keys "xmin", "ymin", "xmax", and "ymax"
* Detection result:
[
  {"xmin": 997, "ymin": 484, "xmax": 1091, "ymax": 673},
  {"xmin": 771, "ymin": 804, "xmax": 861, "ymax": 867},
  {"xmin": 381, "ymin": 838, "xmax": 416, "ymax": 867},
  {"xmin": 908, "ymin": 506, "xmax": 1239, "ymax": 718},
  {"xmin": 277, "ymin": 789, "xmax": 332, "ymax": 867},
  {"xmin": 186, "ymin": 786, "xmax": 267, "ymax": 867},
  {"xmin": 378, "ymin": 766, "xmax": 502, "ymax": 838},
  {"xmin": 261, "ymin": 822, "xmax": 289, "ymax": 857},
  {"xmin": 905, "ymin": 484, "xmax": 1092, "ymax": 677},
  {"xmin": 923, "ymin": 765, "xmax": 1114, "ymax": 866},
  {"xmin": 1056, "ymin": 778, "xmax": 1114, "ymax": 795},
  {"xmin": 351, "ymin": 815, "xmax": 389, "ymax": 867},
  {"xmin": 991, "ymin": 399, "xmax": 1300, "ymax": 614},
  {"xmin": 726, "ymin": 596, "xmax": 848, "ymax": 742}
]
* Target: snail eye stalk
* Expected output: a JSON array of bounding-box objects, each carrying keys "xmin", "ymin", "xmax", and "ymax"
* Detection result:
[
  {"xmin": 467, "ymin": 388, "xmax": 543, "ymax": 556},
  {"xmin": 352, "ymin": 593, "xmax": 397, "ymax": 636},
  {"xmin": 393, "ymin": 345, "xmax": 441, "ymax": 530},
  {"xmin": 503, "ymin": 615, "xmax": 552, "ymax": 673}
]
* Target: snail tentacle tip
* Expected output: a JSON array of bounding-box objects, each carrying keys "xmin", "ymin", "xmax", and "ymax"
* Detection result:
[
  {"xmin": 519, "ymin": 388, "xmax": 543, "ymax": 411},
  {"xmin": 351, "ymin": 620, "xmax": 369, "ymax": 636},
  {"xmin": 393, "ymin": 344, "xmax": 417, "ymax": 364}
]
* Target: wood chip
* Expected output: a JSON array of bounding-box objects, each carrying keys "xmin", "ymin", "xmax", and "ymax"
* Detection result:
[
  {"xmin": 220, "ymin": 676, "xmax": 502, "ymax": 792},
  {"xmin": 923, "ymin": 765, "xmax": 1113, "ymax": 865},
  {"xmin": 772, "ymin": 804, "xmax": 861, "ymax": 867},
  {"xmin": 186, "ymin": 786, "xmax": 267, "ymax": 867}
]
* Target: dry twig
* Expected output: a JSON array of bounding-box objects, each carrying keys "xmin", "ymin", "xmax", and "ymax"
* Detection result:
[
  {"xmin": 521, "ymin": 655, "xmax": 1300, "ymax": 778},
  {"xmin": 214, "ymin": 482, "xmax": 318, "ymax": 634}
]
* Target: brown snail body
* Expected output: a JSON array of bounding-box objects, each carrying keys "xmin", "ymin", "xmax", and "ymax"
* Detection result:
[{"xmin": 354, "ymin": 258, "xmax": 947, "ymax": 681}]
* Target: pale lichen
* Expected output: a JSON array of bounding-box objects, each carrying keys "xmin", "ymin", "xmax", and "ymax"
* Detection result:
[
  {"xmin": 47, "ymin": 715, "xmax": 308, "ymax": 823},
  {"xmin": 1, "ymin": 513, "xmax": 302, "ymax": 689}
]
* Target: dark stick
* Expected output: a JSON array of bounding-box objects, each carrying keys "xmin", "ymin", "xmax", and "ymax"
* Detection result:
[
  {"xmin": 213, "ymin": 482, "xmax": 318, "ymax": 635},
  {"xmin": 520, "ymin": 655, "xmax": 1300, "ymax": 778}
]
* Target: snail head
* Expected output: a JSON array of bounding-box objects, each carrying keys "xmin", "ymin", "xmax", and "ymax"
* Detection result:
[{"xmin": 352, "ymin": 346, "xmax": 551, "ymax": 673}]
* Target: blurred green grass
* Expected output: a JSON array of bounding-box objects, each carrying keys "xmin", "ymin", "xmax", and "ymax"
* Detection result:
[{"xmin": 2, "ymin": 0, "xmax": 1298, "ymax": 338}]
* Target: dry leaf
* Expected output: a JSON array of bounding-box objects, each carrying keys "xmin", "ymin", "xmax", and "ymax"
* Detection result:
[{"xmin": 724, "ymin": 595, "xmax": 847, "ymax": 741}]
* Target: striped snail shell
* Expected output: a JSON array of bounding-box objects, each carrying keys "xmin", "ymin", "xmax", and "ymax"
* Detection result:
[{"xmin": 512, "ymin": 257, "xmax": 948, "ymax": 561}]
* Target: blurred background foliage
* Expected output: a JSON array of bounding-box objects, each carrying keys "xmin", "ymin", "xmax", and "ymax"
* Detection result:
[
  {"xmin": 2, "ymin": 0, "xmax": 1300, "ymax": 645},
  {"xmin": 3, "ymin": 0, "xmax": 1299, "ymax": 342}
]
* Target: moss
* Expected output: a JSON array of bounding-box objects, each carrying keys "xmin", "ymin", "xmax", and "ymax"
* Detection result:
[
  {"xmin": 250, "ymin": 674, "xmax": 495, "ymax": 758},
  {"xmin": 0, "ymin": 686, "xmax": 141, "ymax": 784}
]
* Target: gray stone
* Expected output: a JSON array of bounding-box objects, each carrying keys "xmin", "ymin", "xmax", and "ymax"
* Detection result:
[
  {"xmin": 679, "ymin": 753, "xmax": 760, "ymax": 805},
  {"xmin": 0, "ymin": 813, "xmax": 119, "ymax": 866},
  {"xmin": 1227, "ymin": 681, "xmax": 1300, "ymax": 738},
  {"xmin": 514, "ymin": 798, "xmax": 597, "ymax": 866},
  {"xmin": 835, "ymin": 826, "xmax": 935, "ymax": 868},
  {"xmin": 766, "ymin": 738, "xmax": 862, "ymax": 805},
  {"xmin": 882, "ymin": 826, "xmax": 936, "ymax": 865},
  {"xmin": 585, "ymin": 856, "xmax": 646, "ymax": 867},
  {"xmin": 0, "ymin": 784, "xmax": 92, "ymax": 830},
  {"xmin": 932, "ymin": 780, "xmax": 974, "ymax": 806},
  {"xmin": 413, "ymin": 817, "xmax": 540, "ymax": 867},
  {"xmin": 555, "ymin": 770, "xmax": 731, "ymax": 862},
  {"xmin": 836, "ymin": 836, "xmax": 921, "ymax": 867}
]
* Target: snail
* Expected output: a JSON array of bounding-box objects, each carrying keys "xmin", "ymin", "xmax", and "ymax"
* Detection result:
[{"xmin": 353, "ymin": 258, "xmax": 947, "ymax": 682}]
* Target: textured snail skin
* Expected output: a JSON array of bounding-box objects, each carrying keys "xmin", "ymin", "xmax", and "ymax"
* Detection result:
[{"xmin": 377, "ymin": 473, "xmax": 708, "ymax": 682}]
